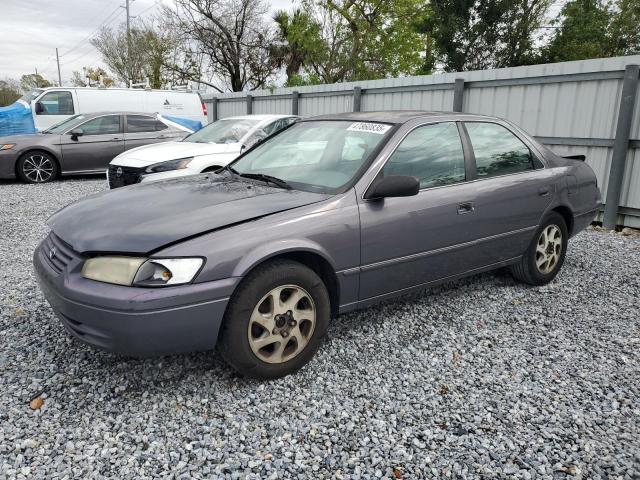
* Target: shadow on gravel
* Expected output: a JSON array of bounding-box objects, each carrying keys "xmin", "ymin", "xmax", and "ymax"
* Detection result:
[
  {"xmin": 34, "ymin": 268, "xmax": 518, "ymax": 403},
  {"xmin": 0, "ymin": 174, "xmax": 105, "ymax": 186}
]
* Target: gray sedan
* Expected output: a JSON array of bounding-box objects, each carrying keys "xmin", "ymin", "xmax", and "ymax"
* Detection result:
[
  {"xmin": 34, "ymin": 111, "xmax": 601, "ymax": 379},
  {"xmin": 0, "ymin": 112, "xmax": 185, "ymax": 183}
]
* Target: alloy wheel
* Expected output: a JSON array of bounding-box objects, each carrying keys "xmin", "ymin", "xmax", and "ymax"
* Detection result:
[
  {"xmin": 535, "ymin": 224, "xmax": 562, "ymax": 274},
  {"xmin": 22, "ymin": 154, "xmax": 54, "ymax": 183},
  {"xmin": 247, "ymin": 285, "xmax": 316, "ymax": 364}
]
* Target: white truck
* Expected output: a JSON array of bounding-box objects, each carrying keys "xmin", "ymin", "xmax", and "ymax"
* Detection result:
[{"xmin": 19, "ymin": 87, "xmax": 208, "ymax": 132}]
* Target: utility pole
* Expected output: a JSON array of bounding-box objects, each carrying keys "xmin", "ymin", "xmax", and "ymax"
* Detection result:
[
  {"xmin": 56, "ymin": 48, "xmax": 62, "ymax": 87},
  {"xmin": 35, "ymin": 67, "xmax": 39, "ymax": 87},
  {"xmin": 125, "ymin": 0, "xmax": 132, "ymax": 84}
]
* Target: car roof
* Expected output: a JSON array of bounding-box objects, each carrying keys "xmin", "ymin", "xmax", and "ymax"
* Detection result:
[
  {"xmin": 78, "ymin": 111, "xmax": 161, "ymax": 117},
  {"xmin": 225, "ymin": 114, "xmax": 298, "ymax": 121},
  {"xmin": 303, "ymin": 110, "xmax": 494, "ymax": 124}
]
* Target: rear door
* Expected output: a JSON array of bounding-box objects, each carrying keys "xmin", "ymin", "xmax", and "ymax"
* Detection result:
[
  {"xmin": 124, "ymin": 114, "xmax": 183, "ymax": 151},
  {"xmin": 60, "ymin": 114, "xmax": 124, "ymax": 171},
  {"xmin": 460, "ymin": 121, "xmax": 555, "ymax": 264},
  {"xmin": 358, "ymin": 121, "xmax": 480, "ymax": 300}
]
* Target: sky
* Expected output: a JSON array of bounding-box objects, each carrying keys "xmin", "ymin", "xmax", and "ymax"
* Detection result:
[
  {"xmin": 0, "ymin": 0, "xmax": 565, "ymax": 88},
  {"xmin": 0, "ymin": 0, "xmax": 294, "ymax": 85}
]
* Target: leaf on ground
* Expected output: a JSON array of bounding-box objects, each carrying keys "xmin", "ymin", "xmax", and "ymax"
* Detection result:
[
  {"xmin": 14, "ymin": 308, "xmax": 25, "ymax": 317},
  {"xmin": 393, "ymin": 468, "xmax": 403, "ymax": 478},
  {"xmin": 29, "ymin": 397, "xmax": 44, "ymax": 410}
]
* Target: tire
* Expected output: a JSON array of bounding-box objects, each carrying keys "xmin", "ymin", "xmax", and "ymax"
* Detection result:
[
  {"xmin": 218, "ymin": 259, "xmax": 330, "ymax": 379},
  {"xmin": 17, "ymin": 151, "xmax": 58, "ymax": 184},
  {"xmin": 510, "ymin": 211, "xmax": 569, "ymax": 286}
]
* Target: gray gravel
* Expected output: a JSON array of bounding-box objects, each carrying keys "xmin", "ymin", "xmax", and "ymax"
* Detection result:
[{"xmin": 1, "ymin": 177, "xmax": 639, "ymax": 479}]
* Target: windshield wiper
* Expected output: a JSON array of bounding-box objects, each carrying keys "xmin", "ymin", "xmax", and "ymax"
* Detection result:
[{"xmin": 237, "ymin": 172, "xmax": 292, "ymax": 190}]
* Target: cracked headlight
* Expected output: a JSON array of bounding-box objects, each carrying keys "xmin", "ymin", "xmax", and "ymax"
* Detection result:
[
  {"xmin": 145, "ymin": 157, "xmax": 193, "ymax": 173},
  {"xmin": 82, "ymin": 257, "xmax": 203, "ymax": 287}
]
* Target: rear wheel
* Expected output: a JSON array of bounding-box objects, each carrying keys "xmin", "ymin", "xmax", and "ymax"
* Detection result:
[
  {"xmin": 17, "ymin": 151, "xmax": 58, "ymax": 183},
  {"xmin": 218, "ymin": 260, "xmax": 330, "ymax": 379},
  {"xmin": 510, "ymin": 211, "xmax": 568, "ymax": 285}
]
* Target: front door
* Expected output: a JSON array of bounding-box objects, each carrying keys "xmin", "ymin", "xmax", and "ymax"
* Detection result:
[
  {"xmin": 358, "ymin": 121, "xmax": 479, "ymax": 300},
  {"xmin": 34, "ymin": 90, "xmax": 76, "ymax": 131},
  {"xmin": 60, "ymin": 114, "xmax": 125, "ymax": 172}
]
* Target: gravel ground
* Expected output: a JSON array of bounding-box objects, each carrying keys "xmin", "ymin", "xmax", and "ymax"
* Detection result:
[{"xmin": 0, "ymin": 177, "xmax": 639, "ymax": 480}]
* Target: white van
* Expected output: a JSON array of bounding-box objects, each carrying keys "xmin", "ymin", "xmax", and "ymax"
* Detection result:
[{"xmin": 21, "ymin": 87, "xmax": 208, "ymax": 131}]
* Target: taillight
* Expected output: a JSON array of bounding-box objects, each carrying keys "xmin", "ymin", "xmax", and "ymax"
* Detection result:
[{"xmin": 202, "ymin": 102, "xmax": 208, "ymax": 117}]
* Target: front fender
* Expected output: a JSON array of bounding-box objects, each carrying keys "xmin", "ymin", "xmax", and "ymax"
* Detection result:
[{"xmin": 231, "ymin": 238, "xmax": 338, "ymax": 278}]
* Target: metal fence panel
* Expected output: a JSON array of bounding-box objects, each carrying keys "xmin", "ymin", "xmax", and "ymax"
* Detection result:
[
  {"xmin": 253, "ymin": 97, "xmax": 292, "ymax": 115},
  {"xmin": 202, "ymin": 55, "xmax": 640, "ymax": 227}
]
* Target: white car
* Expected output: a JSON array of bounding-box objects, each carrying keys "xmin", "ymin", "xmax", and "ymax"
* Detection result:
[{"xmin": 107, "ymin": 115, "xmax": 298, "ymax": 188}]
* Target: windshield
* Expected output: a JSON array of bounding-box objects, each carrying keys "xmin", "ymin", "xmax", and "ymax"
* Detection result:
[
  {"xmin": 44, "ymin": 114, "xmax": 86, "ymax": 134},
  {"xmin": 230, "ymin": 120, "xmax": 393, "ymax": 193},
  {"xmin": 19, "ymin": 89, "xmax": 44, "ymax": 104},
  {"xmin": 184, "ymin": 118, "xmax": 260, "ymax": 144}
]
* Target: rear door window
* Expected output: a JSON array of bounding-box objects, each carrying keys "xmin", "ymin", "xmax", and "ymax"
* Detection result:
[
  {"xmin": 38, "ymin": 91, "xmax": 74, "ymax": 115},
  {"xmin": 464, "ymin": 122, "xmax": 533, "ymax": 178},
  {"xmin": 127, "ymin": 115, "xmax": 167, "ymax": 132}
]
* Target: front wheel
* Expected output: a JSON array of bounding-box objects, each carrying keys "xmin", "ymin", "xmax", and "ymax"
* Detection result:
[
  {"xmin": 218, "ymin": 260, "xmax": 330, "ymax": 379},
  {"xmin": 510, "ymin": 211, "xmax": 569, "ymax": 285},
  {"xmin": 17, "ymin": 151, "xmax": 58, "ymax": 183}
]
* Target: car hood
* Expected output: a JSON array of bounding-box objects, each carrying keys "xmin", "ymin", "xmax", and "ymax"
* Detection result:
[
  {"xmin": 47, "ymin": 174, "xmax": 331, "ymax": 254},
  {"xmin": 113, "ymin": 141, "xmax": 240, "ymax": 166}
]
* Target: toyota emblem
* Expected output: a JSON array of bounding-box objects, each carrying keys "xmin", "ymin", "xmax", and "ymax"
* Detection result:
[
  {"xmin": 49, "ymin": 247, "xmax": 56, "ymax": 260},
  {"xmin": 116, "ymin": 167, "xmax": 123, "ymax": 177}
]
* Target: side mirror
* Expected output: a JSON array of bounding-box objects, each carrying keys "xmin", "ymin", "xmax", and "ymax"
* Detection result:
[
  {"xmin": 70, "ymin": 128, "xmax": 84, "ymax": 139},
  {"xmin": 365, "ymin": 175, "xmax": 420, "ymax": 200},
  {"xmin": 35, "ymin": 102, "xmax": 44, "ymax": 114}
]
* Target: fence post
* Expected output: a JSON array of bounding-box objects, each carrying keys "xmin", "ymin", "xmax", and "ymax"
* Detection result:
[
  {"xmin": 246, "ymin": 94, "xmax": 253, "ymax": 115},
  {"xmin": 603, "ymin": 64, "xmax": 639, "ymax": 229},
  {"xmin": 292, "ymin": 91, "xmax": 299, "ymax": 116},
  {"xmin": 453, "ymin": 78, "xmax": 465, "ymax": 112},
  {"xmin": 210, "ymin": 97, "xmax": 218, "ymax": 122},
  {"xmin": 353, "ymin": 86, "xmax": 362, "ymax": 112}
]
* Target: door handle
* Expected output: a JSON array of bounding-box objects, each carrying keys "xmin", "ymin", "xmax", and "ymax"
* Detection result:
[
  {"xmin": 538, "ymin": 186, "xmax": 551, "ymax": 197},
  {"xmin": 457, "ymin": 201, "xmax": 475, "ymax": 215}
]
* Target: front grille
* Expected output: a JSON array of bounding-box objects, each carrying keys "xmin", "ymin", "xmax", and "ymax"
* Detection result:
[
  {"xmin": 108, "ymin": 165, "xmax": 144, "ymax": 189},
  {"xmin": 42, "ymin": 232, "xmax": 78, "ymax": 274}
]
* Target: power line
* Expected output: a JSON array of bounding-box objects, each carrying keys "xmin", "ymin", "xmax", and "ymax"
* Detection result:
[
  {"xmin": 59, "ymin": 4, "xmax": 122, "ymax": 58},
  {"xmin": 134, "ymin": 0, "xmax": 163, "ymax": 18}
]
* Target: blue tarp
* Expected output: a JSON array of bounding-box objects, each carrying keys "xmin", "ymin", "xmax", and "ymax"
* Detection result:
[
  {"xmin": 159, "ymin": 114, "xmax": 203, "ymax": 132},
  {"xmin": 0, "ymin": 101, "xmax": 36, "ymax": 136}
]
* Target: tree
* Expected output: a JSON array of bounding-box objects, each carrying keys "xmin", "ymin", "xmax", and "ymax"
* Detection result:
[
  {"xmin": 91, "ymin": 20, "xmax": 179, "ymax": 88},
  {"xmin": 71, "ymin": 67, "xmax": 115, "ymax": 87},
  {"xmin": 0, "ymin": 78, "xmax": 21, "ymax": 106},
  {"xmin": 271, "ymin": 9, "xmax": 324, "ymax": 86},
  {"xmin": 20, "ymin": 73, "xmax": 52, "ymax": 91},
  {"xmin": 166, "ymin": 0, "xmax": 278, "ymax": 92},
  {"xmin": 542, "ymin": 0, "xmax": 612, "ymax": 63},
  {"xmin": 607, "ymin": 0, "xmax": 640, "ymax": 56},
  {"xmin": 297, "ymin": 0, "xmax": 431, "ymax": 83},
  {"xmin": 417, "ymin": 0, "xmax": 551, "ymax": 72}
]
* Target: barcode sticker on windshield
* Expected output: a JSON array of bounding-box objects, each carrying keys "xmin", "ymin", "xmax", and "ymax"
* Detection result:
[{"xmin": 347, "ymin": 122, "xmax": 391, "ymax": 134}]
